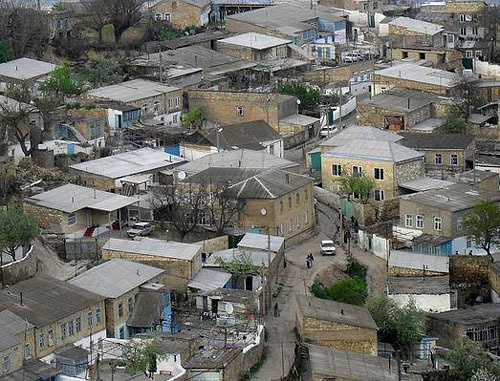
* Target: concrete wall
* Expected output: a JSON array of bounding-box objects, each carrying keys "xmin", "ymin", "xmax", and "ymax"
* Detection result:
[
  {"xmin": 389, "ymin": 293, "xmax": 451, "ymax": 312},
  {"xmin": 372, "ymin": 74, "xmax": 454, "ymax": 96},
  {"xmin": 196, "ymin": 236, "xmax": 229, "ymax": 254},
  {"xmin": 0, "ymin": 245, "xmax": 36, "ymax": 286}
]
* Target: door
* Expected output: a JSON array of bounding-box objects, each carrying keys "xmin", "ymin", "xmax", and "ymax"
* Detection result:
[
  {"xmin": 211, "ymin": 299, "xmax": 219, "ymax": 314},
  {"xmin": 246, "ymin": 276, "xmax": 253, "ymax": 291}
]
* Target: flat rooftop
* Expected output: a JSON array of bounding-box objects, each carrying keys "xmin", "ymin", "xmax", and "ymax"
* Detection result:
[
  {"xmin": 389, "ymin": 16, "xmax": 444, "ymax": 35},
  {"xmin": 359, "ymin": 88, "xmax": 443, "ymax": 112},
  {"xmin": 218, "ymin": 32, "xmax": 291, "ymax": 49},
  {"xmin": 103, "ymin": 238, "xmax": 201, "ymax": 261},
  {"xmin": 0, "ymin": 58, "xmax": 56, "ymax": 80},
  {"xmin": 70, "ymin": 147, "xmax": 185, "ymax": 179},
  {"xmin": 430, "ymin": 303, "xmax": 500, "ymax": 325},
  {"xmin": 374, "ymin": 63, "xmax": 457, "ymax": 88},
  {"xmin": 320, "ymin": 125, "xmax": 403, "ymax": 147},
  {"xmin": 388, "ymin": 275, "xmax": 450, "ymax": 294},
  {"xmin": 88, "ymin": 79, "xmax": 180, "ymax": 103}
]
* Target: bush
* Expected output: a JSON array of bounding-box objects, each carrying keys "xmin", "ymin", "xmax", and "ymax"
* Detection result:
[
  {"xmin": 346, "ymin": 258, "xmax": 367, "ymax": 279},
  {"xmin": 311, "ymin": 278, "xmax": 367, "ymax": 306}
]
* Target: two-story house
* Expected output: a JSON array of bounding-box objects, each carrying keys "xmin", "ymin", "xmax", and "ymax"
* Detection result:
[
  {"xmin": 322, "ymin": 139, "xmax": 424, "ymax": 202},
  {"xmin": 387, "ymin": 17, "xmax": 446, "ymax": 48},
  {"xmin": 149, "ymin": 0, "xmax": 211, "ymax": 30},
  {"xmin": 0, "ymin": 58, "xmax": 56, "ymax": 94},
  {"xmin": 0, "ymin": 276, "xmax": 106, "ymax": 363},
  {"xmin": 398, "ymin": 183, "xmax": 500, "ymax": 255},
  {"xmin": 70, "ymin": 258, "xmax": 165, "ymax": 339}
]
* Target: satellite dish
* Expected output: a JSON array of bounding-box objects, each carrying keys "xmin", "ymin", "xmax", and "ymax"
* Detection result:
[
  {"xmin": 225, "ymin": 302, "xmax": 234, "ymax": 315},
  {"xmin": 260, "ymin": 208, "xmax": 267, "ymax": 216},
  {"xmin": 178, "ymin": 171, "xmax": 186, "ymax": 180}
]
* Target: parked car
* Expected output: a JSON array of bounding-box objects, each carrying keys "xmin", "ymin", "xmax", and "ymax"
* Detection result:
[
  {"xmin": 320, "ymin": 240, "xmax": 336, "ymax": 255},
  {"xmin": 343, "ymin": 53, "xmax": 360, "ymax": 63},
  {"xmin": 127, "ymin": 222, "xmax": 154, "ymax": 238},
  {"xmin": 320, "ymin": 125, "xmax": 338, "ymax": 138}
]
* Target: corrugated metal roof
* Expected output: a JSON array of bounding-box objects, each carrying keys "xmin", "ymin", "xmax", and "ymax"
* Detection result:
[
  {"xmin": 389, "ymin": 17, "xmax": 444, "ymax": 35},
  {"xmin": 238, "ymin": 232, "xmax": 284, "ymax": 252},
  {"xmin": 389, "ymin": 250, "xmax": 449, "ymax": 273},
  {"xmin": 187, "ymin": 269, "xmax": 232, "ymax": 291},
  {"xmin": 69, "ymin": 258, "xmax": 164, "ymax": 299},
  {"xmin": 25, "ymin": 184, "xmax": 138, "ymax": 213},
  {"xmin": 70, "ymin": 148, "xmax": 185, "ymax": 179},
  {"xmin": 320, "ymin": 125, "xmax": 403, "ymax": 148},
  {"xmin": 388, "ymin": 275, "xmax": 450, "ymax": 294},
  {"xmin": 103, "ymin": 238, "xmax": 201, "ymax": 261}
]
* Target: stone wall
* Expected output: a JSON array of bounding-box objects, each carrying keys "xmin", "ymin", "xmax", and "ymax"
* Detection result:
[
  {"xmin": 372, "ymin": 74, "xmax": 453, "ymax": 96},
  {"xmin": 449, "ymin": 255, "xmax": 490, "ymax": 307},
  {"xmin": 303, "ymin": 60, "xmax": 375, "ymax": 85},
  {"xmin": 394, "ymin": 159, "xmax": 425, "ymax": 187},
  {"xmin": 151, "ymin": 0, "xmax": 204, "ymax": 29},
  {"xmin": 195, "ymin": 236, "xmax": 229, "ymax": 254},
  {"xmin": 0, "ymin": 245, "xmax": 36, "ymax": 286},
  {"xmin": 388, "ymin": 266, "xmax": 445, "ymax": 276}
]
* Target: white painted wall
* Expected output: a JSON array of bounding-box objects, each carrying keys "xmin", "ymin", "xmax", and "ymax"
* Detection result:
[
  {"xmin": 475, "ymin": 60, "xmax": 500, "ymax": 77},
  {"xmin": 389, "ymin": 293, "xmax": 451, "ymax": 312},
  {"xmin": 154, "ymin": 111, "xmax": 182, "ymax": 127}
]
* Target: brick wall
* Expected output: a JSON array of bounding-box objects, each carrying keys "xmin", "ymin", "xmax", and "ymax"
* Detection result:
[{"xmin": 450, "ymin": 255, "xmax": 490, "ymax": 307}]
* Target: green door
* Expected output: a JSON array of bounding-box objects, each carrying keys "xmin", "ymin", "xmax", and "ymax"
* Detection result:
[{"xmin": 310, "ymin": 152, "xmax": 322, "ymax": 170}]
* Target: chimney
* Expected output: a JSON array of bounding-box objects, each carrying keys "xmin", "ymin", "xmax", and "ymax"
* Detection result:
[{"xmin": 285, "ymin": 173, "xmax": 290, "ymax": 184}]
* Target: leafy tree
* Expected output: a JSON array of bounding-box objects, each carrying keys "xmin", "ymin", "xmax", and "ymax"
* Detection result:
[
  {"xmin": 452, "ymin": 74, "xmax": 486, "ymax": 116},
  {"xmin": 346, "ymin": 257, "xmax": 367, "ymax": 279},
  {"xmin": 79, "ymin": 57, "xmax": 123, "ymax": 88},
  {"xmin": 276, "ymin": 81, "xmax": 320, "ymax": 113},
  {"xmin": 0, "ymin": 42, "xmax": 10, "ymax": 63},
  {"xmin": 368, "ymin": 296, "xmax": 426, "ymax": 350},
  {"xmin": 0, "ymin": 206, "xmax": 38, "ymax": 264},
  {"xmin": 123, "ymin": 339, "xmax": 166, "ymax": 378},
  {"xmin": 215, "ymin": 251, "xmax": 266, "ymax": 277},
  {"xmin": 448, "ymin": 338, "xmax": 500, "ymax": 381},
  {"xmin": 311, "ymin": 278, "xmax": 367, "ymax": 306},
  {"xmin": 471, "ymin": 368, "xmax": 500, "ymax": 381},
  {"xmin": 39, "ymin": 66, "xmax": 85, "ymax": 99},
  {"xmin": 463, "ymin": 201, "xmax": 500, "ymax": 256},
  {"xmin": 439, "ymin": 115, "xmax": 468, "ymax": 134},
  {"xmin": 339, "ymin": 172, "xmax": 375, "ymax": 204},
  {"xmin": 181, "ymin": 108, "xmax": 204, "ymax": 129}
]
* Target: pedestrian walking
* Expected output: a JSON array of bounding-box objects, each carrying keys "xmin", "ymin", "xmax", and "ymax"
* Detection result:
[
  {"xmin": 274, "ymin": 302, "xmax": 279, "ymax": 317},
  {"xmin": 306, "ymin": 257, "xmax": 311, "ymax": 269},
  {"xmin": 309, "ymin": 253, "xmax": 315, "ymax": 266}
]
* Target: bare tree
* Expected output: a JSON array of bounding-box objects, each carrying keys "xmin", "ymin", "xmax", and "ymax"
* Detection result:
[
  {"xmin": 207, "ymin": 183, "xmax": 244, "ymax": 236},
  {"xmin": 78, "ymin": 0, "xmax": 112, "ymax": 44},
  {"xmin": 108, "ymin": 0, "xmax": 146, "ymax": 45}
]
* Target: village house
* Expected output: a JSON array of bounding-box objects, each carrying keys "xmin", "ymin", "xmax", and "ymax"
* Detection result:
[
  {"xmin": 428, "ymin": 304, "xmax": 500, "ymax": 354},
  {"xmin": 101, "ymin": 238, "xmax": 202, "ymax": 290},
  {"xmin": 0, "ymin": 58, "xmax": 56, "ymax": 93},
  {"xmin": 295, "ymin": 295, "xmax": 378, "ymax": 355},
  {"xmin": 69, "ymin": 147, "xmax": 186, "ymax": 192},
  {"xmin": 187, "ymin": 90, "xmax": 319, "ymax": 138},
  {"xmin": 318, "ymin": 0, "xmax": 383, "ymax": 15},
  {"xmin": 0, "ymin": 276, "xmax": 106, "ymax": 362},
  {"xmin": 216, "ymin": 32, "xmax": 291, "ymax": 62},
  {"xmin": 386, "ymin": 46, "xmax": 463, "ymax": 72},
  {"xmin": 149, "ymin": 0, "xmax": 211, "ymax": 29},
  {"xmin": 356, "ymin": 88, "xmax": 456, "ymax": 131},
  {"xmin": 23, "ymin": 184, "xmax": 138, "ymax": 239},
  {"xmin": 55, "ymin": 114, "xmax": 107, "ymax": 149},
  {"xmin": 386, "ymin": 17, "xmax": 446, "ymax": 48},
  {"xmin": 87, "ymin": 79, "xmax": 183, "ymax": 126},
  {"xmin": 452, "ymin": 169, "xmax": 500, "ymax": 193},
  {"xmin": 179, "ymin": 120, "xmax": 284, "ymax": 160},
  {"xmin": 321, "ymin": 138, "xmax": 424, "ymax": 202},
  {"xmin": 397, "ymin": 183, "xmax": 500, "ymax": 255},
  {"xmin": 398, "ymin": 132, "xmax": 475, "ymax": 176},
  {"xmin": 69, "ymin": 258, "xmax": 165, "ymax": 340},
  {"xmin": 388, "ymin": 250, "xmax": 450, "ymax": 276},
  {"xmin": 371, "ymin": 63, "xmax": 458, "ymax": 96}
]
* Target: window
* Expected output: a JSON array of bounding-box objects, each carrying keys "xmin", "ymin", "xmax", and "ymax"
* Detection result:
[
  {"xmin": 373, "ymin": 1, "xmax": 378, "ymax": 9},
  {"xmin": 435, "ymin": 153, "xmax": 443, "ymax": 165},
  {"xmin": 374, "ymin": 189, "xmax": 385, "ymax": 201},
  {"xmin": 289, "ymin": 219, "xmax": 293, "ymax": 231},
  {"xmin": 402, "ymin": 51, "xmax": 408, "ymax": 59},
  {"xmin": 296, "ymin": 193, "xmax": 300, "ymax": 206},
  {"xmin": 466, "ymin": 50, "xmax": 473, "ymax": 58},
  {"xmin": 460, "ymin": 14, "xmax": 466, "ymax": 21},
  {"xmin": 75, "ymin": 317, "xmax": 81, "ymax": 333},
  {"xmin": 280, "ymin": 201, "xmax": 283, "ymax": 214},
  {"xmin": 168, "ymin": 98, "xmax": 173, "ymax": 108},
  {"xmin": 457, "ymin": 217, "xmax": 463, "ymax": 231},
  {"xmin": 434, "ymin": 217, "xmax": 442, "ymax": 231},
  {"xmin": 269, "ymin": 144, "xmax": 275, "ymax": 156},
  {"xmin": 296, "ymin": 215, "xmax": 300, "ymax": 227},
  {"xmin": 142, "ymin": 104, "xmax": 148, "ymax": 114},
  {"xmin": 165, "ymin": 13, "xmax": 171, "ymax": 21},
  {"xmin": 154, "ymin": 13, "xmax": 162, "ymax": 20},
  {"xmin": 59, "ymin": 324, "xmax": 65, "ymax": 341},
  {"xmin": 118, "ymin": 303, "xmax": 123, "ymax": 318},
  {"xmin": 332, "ymin": 164, "xmax": 342, "ymax": 176},
  {"xmin": 419, "ymin": 52, "xmax": 426, "ymax": 60},
  {"xmin": 153, "ymin": 101, "xmax": 160, "ymax": 113},
  {"xmin": 305, "ymin": 190, "xmax": 308, "ymax": 201},
  {"xmin": 39, "ymin": 333, "xmax": 45, "ymax": 350},
  {"xmin": 3, "ymin": 356, "xmax": 10, "ymax": 373},
  {"xmin": 352, "ymin": 165, "xmax": 362, "ymax": 176},
  {"xmin": 175, "ymin": 96, "xmax": 180, "ymax": 107},
  {"xmin": 96, "ymin": 306, "xmax": 102, "ymax": 323},
  {"xmin": 305, "ymin": 211, "xmax": 309, "ymax": 224},
  {"xmin": 405, "ymin": 214, "xmax": 413, "ymax": 227},
  {"xmin": 25, "ymin": 344, "xmax": 32, "ymax": 359},
  {"xmin": 90, "ymin": 124, "xmax": 102, "ymax": 139},
  {"xmin": 119, "ymin": 327, "xmax": 125, "ymax": 339},
  {"xmin": 416, "ymin": 215, "xmax": 424, "ymax": 228},
  {"xmin": 472, "ymin": 27, "xmax": 478, "ymax": 35},
  {"xmin": 68, "ymin": 213, "xmax": 76, "ymax": 226},
  {"xmin": 374, "ymin": 168, "xmax": 384, "ymax": 180},
  {"xmin": 173, "ymin": 114, "xmax": 178, "ymax": 124},
  {"xmin": 128, "ymin": 298, "xmax": 134, "ymax": 312},
  {"xmin": 87, "ymin": 310, "xmax": 93, "ymax": 326},
  {"xmin": 475, "ymin": 50, "xmax": 483, "ymax": 58},
  {"xmin": 450, "ymin": 154, "xmax": 458, "ymax": 166},
  {"xmin": 68, "ymin": 320, "xmax": 74, "ymax": 336},
  {"xmin": 460, "ymin": 27, "xmax": 466, "ymax": 35},
  {"xmin": 288, "ymin": 197, "xmax": 292, "ymax": 209},
  {"xmin": 447, "ymin": 34, "xmax": 454, "ymax": 43},
  {"xmin": 236, "ymin": 106, "xmax": 244, "ymax": 117}
]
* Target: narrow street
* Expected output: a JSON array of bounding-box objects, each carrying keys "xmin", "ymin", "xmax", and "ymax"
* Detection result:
[{"xmin": 253, "ymin": 194, "xmax": 387, "ymax": 379}]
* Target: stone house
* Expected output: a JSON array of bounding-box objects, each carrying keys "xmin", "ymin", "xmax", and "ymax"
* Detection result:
[
  {"xmin": 388, "ymin": 250, "xmax": 449, "ymax": 276},
  {"xmin": 216, "ymin": 32, "xmax": 290, "ymax": 62},
  {"xmin": 295, "ymin": 295, "xmax": 378, "ymax": 355},
  {"xmin": 149, "ymin": 0, "xmax": 211, "ymax": 29},
  {"xmin": 357, "ymin": 88, "xmax": 455, "ymax": 131},
  {"xmin": 69, "ymin": 258, "xmax": 165, "ymax": 340},
  {"xmin": 399, "ymin": 133, "xmax": 475, "ymax": 176},
  {"xmin": 101, "ymin": 238, "xmax": 203, "ymax": 290},
  {"xmin": 371, "ymin": 63, "xmax": 458, "ymax": 96},
  {"xmin": 88, "ymin": 79, "xmax": 183, "ymax": 126},
  {"xmin": 0, "ymin": 310, "xmax": 36, "ymax": 376},
  {"xmin": 0, "ymin": 276, "xmax": 106, "ymax": 362},
  {"xmin": 0, "ymin": 58, "xmax": 56, "ymax": 93},
  {"xmin": 318, "ymin": 0, "xmax": 383, "ymax": 15},
  {"xmin": 398, "ymin": 183, "xmax": 500, "ymax": 255},
  {"xmin": 387, "ymin": 17, "xmax": 446, "ymax": 48},
  {"xmin": 387, "ymin": 47, "xmax": 462, "ymax": 72},
  {"xmin": 187, "ymin": 90, "xmax": 319, "ymax": 136},
  {"xmin": 321, "ymin": 139, "xmax": 424, "ymax": 203},
  {"xmin": 23, "ymin": 184, "xmax": 138, "ymax": 239},
  {"xmin": 428, "ymin": 304, "xmax": 500, "ymax": 354},
  {"xmin": 69, "ymin": 147, "xmax": 186, "ymax": 192},
  {"xmin": 56, "ymin": 114, "xmax": 107, "ymax": 149}
]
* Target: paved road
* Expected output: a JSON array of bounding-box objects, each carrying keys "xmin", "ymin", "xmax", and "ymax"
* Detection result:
[{"xmin": 253, "ymin": 195, "xmax": 387, "ymax": 380}]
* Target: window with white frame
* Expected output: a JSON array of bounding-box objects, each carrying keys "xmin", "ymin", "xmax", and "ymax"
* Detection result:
[
  {"xmin": 88, "ymin": 310, "xmax": 93, "ymax": 326},
  {"xmin": 60, "ymin": 324, "xmax": 66, "ymax": 341},
  {"xmin": 142, "ymin": 104, "xmax": 148, "ymax": 114},
  {"xmin": 3, "ymin": 356, "xmax": 10, "ymax": 373},
  {"xmin": 153, "ymin": 101, "xmax": 160, "ymax": 113},
  {"xmin": 434, "ymin": 217, "xmax": 442, "ymax": 231},
  {"xmin": 39, "ymin": 333, "xmax": 45, "ymax": 350},
  {"xmin": 165, "ymin": 13, "xmax": 171, "ymax": 21},
  {"xmin": 76, "ymin": 317, "xmax": 81, "ymax": 333},
  {"xmin": 460, "ymin": 27, "xmax": 466, "ymax": 35},
  {"xmin": 466, "ymin": 50, "xmax": 473, "ymax": 58},
  {"xmin": 154, "ymin": 13, "xmax": 162, "ymax": 20},
  {"xmin": 173, "ymin": 114, "xmax": 178, "ymax": 124},
  {"xmin": 405, "ymin": 214, "xmax": 413, "ymax": 227},
  {"xmin": 68, "ymin": 320, "xmax": 74, "ymax": 336},
  {"xmin": 435, "ymin": 153, "xmax": 443, "ymax": 165},
  {"xmin": 175, "ymin": 96, "xmax": 180, "ymax": 107},
  {"xmin": 416, "ymin": 215, "xmax": 424, "ymax": 228},
  {"xmin": 332, "ymin": 164, "xmax": 342, "ymax": 176},
  {"xmin": 450, "ymin": 154, "xmax": 459, "ymax": 166},
  {"xmin": 457, "ymin": 217, "xmax": 463, "ymax": 230},
  {"xmin": 68, "ymin": 213, "xmax": 76, "ymax": 226},
  {"xmin": 460, "ymin": 14, "xmax": 466, "ymax": 21},
  {"xmin": 168, "ymin": 98, "xmax": 173, "ymax": 108},
  {"xmin": 236, "ymin": 106, "xmax": 244, "ymax": 117},
  {"xmin": 305, "ymin": 211, "xmax": 308, "ymax": 224},
  {"xmin": 96, "ymin": 306, "xmax": 102, "ymax": 323},
  {"xmin": 374, "ymin": 168, "xmax": 384, "ymax": 180},
  {"xmin": 475, "ymin": 50, "xmax": 482, "ymax": 58},
  {"xmin": 374, "ymin": 189, "xmax": 385, "ymax": 201},
  {"xmin": 352, "ymin": 165, "xmax": 363, "ymax": 176}
]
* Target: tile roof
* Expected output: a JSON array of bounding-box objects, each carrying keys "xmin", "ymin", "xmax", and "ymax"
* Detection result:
[
  {"xmin": 69, "ymin": 258, "xmax": 164, "ymax": 299},
  {"xmin": 399, "ymin": 132, "xmax": 475, "ymax": 150},
  {"xmin": 295, "ymin": 294, "xmax": 378, "ymax": 330},
  {"xmin": 103, "ymin": 238, "xmax": 201, "ymax": 261}
]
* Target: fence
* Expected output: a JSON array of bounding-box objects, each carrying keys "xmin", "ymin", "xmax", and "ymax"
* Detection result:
[
  {"xmin": 63, "ymin": 237, "xmax": 101, "ymax": 261},
  {"xmin": 358, "ymin": 230, "xmax": 391, "ymax": 261}
]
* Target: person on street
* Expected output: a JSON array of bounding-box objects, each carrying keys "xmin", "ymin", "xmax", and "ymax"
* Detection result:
[
  {"xmin": 306, "ymin": 256, "xmax": 311, "ymax": 269},
  {"xmin": 274, "ymin": 302, "xmax": 280, "ymax": 317}
]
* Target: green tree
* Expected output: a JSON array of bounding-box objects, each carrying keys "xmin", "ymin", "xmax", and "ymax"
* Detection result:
[
  {"xmin": 0, "ymin": 206, "xmax": 38, "ymax": 263},
  {"xmin": 181, "ymin": 108, "xmax": 204, "ymax": 129},
  {"xmin": 448, "ymin": 338, "xmax": 500, "ymax": 381},
  {"xmin": 311, "ymin": 278, "xmax": 367, "ymax": 306},
  {"xmin": 215, "ymin": 251, "xmax": 266, "ymax": 277},
  {"xmin": 452, "ymin": 74, "xmax": 486, "ymax": 116},
  {"xmin": 0, "ymin": 42, "xmax": 10, "ymax": 63},
  {"xmin": 39, "ymin": 66, "xmax": 85, "ymax": 99},
  {"xmin": 368, "ymin": 296, "xmax": 426, "ymax": 350},
  {"xmin": 339, "ymin": 172, "xmax": 376, "ymax": 204},
  {"xmin": 79, "ymin": 57, "xmax": 123, "ymax": 88},
  {"xmin": 471, "ymin": 368, "xmax": 500, "ymax": 381},
  {"xmin": 463, "ymin": 201, "xmax": 500, "ymax": 256},
  {"xmin": 123, "ymin": 339, "xmax": 166, "ymax": 378},
  {"xmin": 439, "ymin": 115, "xmax": 468, "ymax": 134},
  {"xmin": 276, "ymin": 81, "xmax": 320, "ymax": 113}
]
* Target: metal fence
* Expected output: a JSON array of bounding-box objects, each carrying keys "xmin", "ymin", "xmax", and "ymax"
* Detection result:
[{"xmin": 63, "ymin": 238, "xmax": 100, "ymax": 261}]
